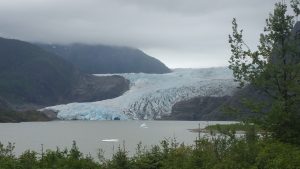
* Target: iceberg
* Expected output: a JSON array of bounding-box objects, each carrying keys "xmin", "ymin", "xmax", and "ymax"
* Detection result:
[
  {"xmin": 140, "ymin": 123, "xmax": 148, "ymax": 128},
  {"xmin": 101, "ymin": 139, "xmax": 119, "ymax": 142},
  {"xmin": 43, "ymin": 67, "xmax": 238, "ymax": 120}
]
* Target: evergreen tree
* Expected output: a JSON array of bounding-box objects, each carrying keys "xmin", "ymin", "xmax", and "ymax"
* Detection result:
[{"xmin": 229, "ymin": 0, "xmax": 300, "ymax": 144}]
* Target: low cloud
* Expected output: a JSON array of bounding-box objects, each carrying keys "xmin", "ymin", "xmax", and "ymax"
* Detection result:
[{"xmin": 0, "ymin": 0, "xmax": 278, "ymax": 68}]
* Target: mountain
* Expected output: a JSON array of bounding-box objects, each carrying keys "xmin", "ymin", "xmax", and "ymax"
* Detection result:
[
  {"xmin": 166, "ymin": 96, "xmax": 232, "ymax": 120},
  {"xmin": 43, "ymin": 68, "xmax": 238, "ymax": 120},
  {"xmin": 0, "ymin": 109, "xmax": 52, "ymax": 123},
  {"xmin": 168, "ymin": 84, "xmax": 271, "ymax": 121},
  {"xmin": 0, "ymin": 96, "xmax": 10, "ymax": 110},
  {"xmin": 0, "ymin": 37, "xmax": 129, "ymax": 120},
  {"xmin": 38, "ymin": 44, "xmax": 171, "ymax": 74}
]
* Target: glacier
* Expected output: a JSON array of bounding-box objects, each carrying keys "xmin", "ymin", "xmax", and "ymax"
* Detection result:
[{"xmin": 42, "ymin": 67, "xmax": 238, "ymax": 120}]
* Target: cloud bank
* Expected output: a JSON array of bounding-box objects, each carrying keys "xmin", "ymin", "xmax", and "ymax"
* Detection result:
[{"xmin": 0, "ymin": 0, "xmax": 278, "ymax": 68}]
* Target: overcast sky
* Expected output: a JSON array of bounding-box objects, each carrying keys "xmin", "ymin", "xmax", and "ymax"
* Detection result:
[{"xmin": 0, "ymin": 0, "xmax": 280, "ymax": 68}]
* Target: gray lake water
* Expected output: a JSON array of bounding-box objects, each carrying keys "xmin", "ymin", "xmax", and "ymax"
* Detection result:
[{"xmin": 0, "ymin": 120, "xmax": 234, "ymax": 159}]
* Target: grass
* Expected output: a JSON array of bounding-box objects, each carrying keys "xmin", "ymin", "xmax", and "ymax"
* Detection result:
[
  {"xmin": 206, "ymin": 123, "xmax": 261, "ymax": 131},
  {"xmin": 189, "ymin": 122, "xmax": 263, "ymax": 134}
]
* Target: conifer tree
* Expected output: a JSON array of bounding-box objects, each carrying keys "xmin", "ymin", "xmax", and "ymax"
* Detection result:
[{"xmin": 229, "ymin": 0, "xmax": 300, "ymax": 144}]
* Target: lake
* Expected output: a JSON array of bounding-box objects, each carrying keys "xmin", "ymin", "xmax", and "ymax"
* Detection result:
[{"xmin": 0, "ymin": 120, "xmax": 234, "ymax": 159}]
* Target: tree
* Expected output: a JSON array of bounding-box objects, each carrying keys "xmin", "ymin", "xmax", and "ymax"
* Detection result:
[{"xmin": 229, "ymin": 0, "xmax": 300, "ymax": 144}]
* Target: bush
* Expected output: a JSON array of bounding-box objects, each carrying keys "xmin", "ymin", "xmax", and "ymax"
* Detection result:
[{"xmin": 0, "ymin": 136, "xmax": 300, "ymax": 169}]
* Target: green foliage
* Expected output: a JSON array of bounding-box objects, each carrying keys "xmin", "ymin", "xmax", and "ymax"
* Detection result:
[
  {"xmin": 229, "ymin": 0, "xmax": 300, "ymax": 144},
  {"xmin": 0, "ymin": 137, "xmax": 300, "ymax": 169},
  {"xmin": 107, "ymin": 146, "xmax": 131, "ymax": 169},
  {"xmin": 19, "ymin": 151, "xmax": 39, "ymax": 169},
  {"xmin": 0, "ymin": 142, "xmax": 16, "ymax": 169},
  {"xmin": 132, "ymin": 144, "xmax": 164, "ymax": 169},
  {"xmin": 205, "ymin": 123, "xmax": 261, "ymax": 133},
  {"xmin": 255, "ymin": 141, "xmax": 300, "ymax": 169}
]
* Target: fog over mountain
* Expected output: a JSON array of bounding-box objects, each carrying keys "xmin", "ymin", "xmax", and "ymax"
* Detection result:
[{"xmin": 0, "ymin": 0, "xmax": 278, "ymax": 68}]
